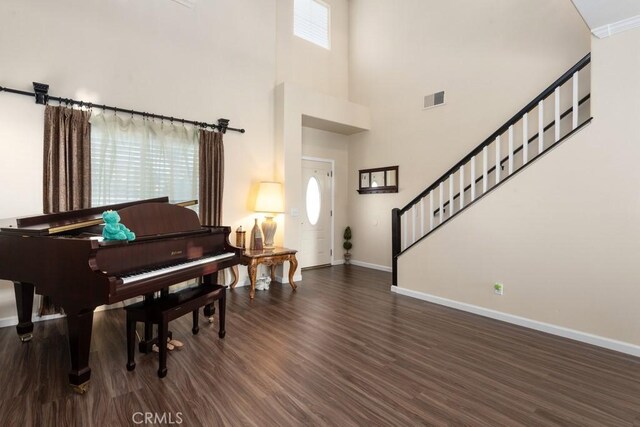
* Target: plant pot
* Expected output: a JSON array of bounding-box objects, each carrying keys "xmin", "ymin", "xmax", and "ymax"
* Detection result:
[{"xmin": 344, "ymin": 252, "xmax": 351, "ymax": 265}]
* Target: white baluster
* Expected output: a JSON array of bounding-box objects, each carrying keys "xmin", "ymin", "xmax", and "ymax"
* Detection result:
[
  {"xmin": 495, "ymin": 135, "xmax": 501, "ymax": 184},
  {"xmin": 411, "ymin": 205, "xmax": 416, "ymax": 244},
  {"xmin": 429, "ymin": 190, "xmax": 434, "ymax": 231},
  {"xmin": 523, "ymin": 112, "xmax": 528, "ymax": 165},
  {"xmin": 538, "ymin": 100, "xmax": 544, "ymax": 153},
  {"xmin": 402, "ymin": 213, "xmax": 407, "ymax": 251},
  {"xmin": 555, "ymin": 86, "xmax": 561, "ymax": 142},
  {"xmin": 449, "ymin": 175, "xmax": 454, "ymax": 217},
  {"xmin": 420, "ymin": 197, "xmax": 425, "ymax": 237},
  {"xmin": 459, "ymin": 165, "xmax": 465, "ymax": 210},
  {"xmin": 482, "ymin": 146, "xmax": 488, "ymax": 193},
  {"xmin": 470, "ymin": 156, "xmax": 476, "ymax": 201},
  {"xmin": 572, "ymin": 71, "xmax": 579, "ymax": 130},
  {"xmin": 508, "ymin": 125, "xmax": 514, "ymax": 175},
  {"xmin": 439, "ymin": 182, "xmax": 444, "ymax": 224}
]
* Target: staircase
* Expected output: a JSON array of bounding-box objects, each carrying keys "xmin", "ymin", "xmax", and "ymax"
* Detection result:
[{"xmin": 391, "ymin": 53, "xmax": 592, "ymax": 286}]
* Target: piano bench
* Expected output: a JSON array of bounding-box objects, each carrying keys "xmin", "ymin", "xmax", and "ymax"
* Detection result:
[{"xmin": 124, "ymin": 283, "xmax": 227, "ymax": 378}]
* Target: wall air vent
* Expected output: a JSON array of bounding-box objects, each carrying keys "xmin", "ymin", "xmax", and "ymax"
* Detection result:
[{"xmin": 423, "ymin": 91, "xmax": 445, "ymax": 110}]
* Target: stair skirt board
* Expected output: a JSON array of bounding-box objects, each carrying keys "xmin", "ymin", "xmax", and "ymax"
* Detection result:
[{"xmin": 391, "ymin": 286, "xmax": 640, "ymax": 358}]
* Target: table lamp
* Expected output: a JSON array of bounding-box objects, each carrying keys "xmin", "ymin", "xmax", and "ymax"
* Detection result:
[{"xmin": 254, "ymin": 181, "xmax": 284, "ymax": 249}]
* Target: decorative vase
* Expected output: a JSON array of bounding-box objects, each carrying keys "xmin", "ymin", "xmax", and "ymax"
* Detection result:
[
  {"xmin": 250, "ymin": 218, "xmax": 263, "ymax": 250},
  {"xmin": 261, "ymin": 216, "xmax": 277, "ymax": 249},
  {"xmin": 344, "ymin": 252, "xmax": 351, "ymax": 265}
]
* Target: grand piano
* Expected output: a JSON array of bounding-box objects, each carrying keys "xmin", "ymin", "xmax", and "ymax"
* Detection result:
[{"xmin": 0, "ymin": 197, "xmax": 241, "ymax": 393}]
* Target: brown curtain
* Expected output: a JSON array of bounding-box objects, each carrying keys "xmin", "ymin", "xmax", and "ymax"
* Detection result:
[
  {"xmin": 41, "ymin": 105, "xmax": 91, "ymax": 314},
  {"xmin": 43, "ymin": 105, "xmax": 92, "ymax": 213},
  {"xmin": 199, "ymin": 130, "xmax": 224, "ymax": 226}
]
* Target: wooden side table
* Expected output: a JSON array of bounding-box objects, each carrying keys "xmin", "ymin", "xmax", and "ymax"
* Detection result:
[{"xmin": 229, "ymin": 247, "xmax": 298, "ymax": 299}]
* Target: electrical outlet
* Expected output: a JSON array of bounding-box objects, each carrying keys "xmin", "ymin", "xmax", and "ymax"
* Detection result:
[{"xmin": 493, "ymin": 282, "xmax": 504, "ymax": 295}]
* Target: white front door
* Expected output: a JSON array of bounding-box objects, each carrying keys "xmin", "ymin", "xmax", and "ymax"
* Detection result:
[{"xmin": 301, "ymin": 159, "xmax": 333, "ymax": 268}]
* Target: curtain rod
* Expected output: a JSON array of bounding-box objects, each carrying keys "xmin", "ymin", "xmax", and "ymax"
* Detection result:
[{"xmin": 0, "ymin": 82, "xmax": 245, "ymax": 134}]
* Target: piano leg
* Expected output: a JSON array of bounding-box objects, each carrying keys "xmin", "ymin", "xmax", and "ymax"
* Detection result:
[
  {"xmin": 64, "ymin": 306, "xmax": 96, "ymax": 394},
  {"xmin": 139, "ymin": 293, "xmax": 156, "ymax": 354},
  {"xmin": 13, "ymin": 282, "xmax": 34, "ymax": 342},
  {"xmin": 218, "ymin": 287, "xmax": 226, "ymax": 339},
  {"xmin": 202, "ymin": 274, "xmax": 216, "ymax": 323}
]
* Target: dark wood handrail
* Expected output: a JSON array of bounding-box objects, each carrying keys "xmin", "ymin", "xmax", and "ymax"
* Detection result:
[
  {"xmin": 432, "ymin": 94, "xmax": 590, "ymax": 216},
  {"xmin": 399, "ymin": 53, "xmax": 591, "ymax": 215},
  {"xmin": 397, "ymin": 118, "xmax": 592, "ymax": 258}
]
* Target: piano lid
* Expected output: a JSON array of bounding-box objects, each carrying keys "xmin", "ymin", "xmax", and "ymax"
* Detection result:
[
  {"xmin": 117, "ymin": 202, "xmax": 202, "ymax": 238},
  {"xmin": 0, "ymin": 197, "xmax": 198, "ymax": 236}
]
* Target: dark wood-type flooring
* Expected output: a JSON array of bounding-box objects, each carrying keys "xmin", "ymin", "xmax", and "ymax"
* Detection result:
[{"xmin": 0, "ymin": 265, "xmax": 638, "ymax": 426}]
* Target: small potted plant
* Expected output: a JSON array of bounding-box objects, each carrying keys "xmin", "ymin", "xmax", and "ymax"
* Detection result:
[{"xmin": 343, "ymin": 226, "xmax": 352, "ymax": 265}]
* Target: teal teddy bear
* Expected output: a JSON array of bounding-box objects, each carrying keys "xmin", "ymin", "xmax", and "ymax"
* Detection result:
[{"xmin": 102, "ymin": 210, "xmax": 136, "ymax": 241}]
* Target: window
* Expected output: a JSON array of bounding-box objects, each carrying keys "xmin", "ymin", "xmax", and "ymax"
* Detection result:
[
  {"xmin": 90, "ymin": 113, "xmax": 199, "ymax": 207},
  {"xmin": 294, "ymin": 0, "xmax": 330, "ymax": 49},
  {"xmin": 305, "ymin": 177, "xmax": 321, "ymax": 225}
]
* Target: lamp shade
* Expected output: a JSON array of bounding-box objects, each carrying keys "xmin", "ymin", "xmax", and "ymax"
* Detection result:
[{"xmin": 255, "ymin": 182, "xmax": 284, "ymax": 214}]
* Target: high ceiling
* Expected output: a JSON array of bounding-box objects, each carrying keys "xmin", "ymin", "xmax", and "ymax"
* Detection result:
[{"xmin": 571, "ymin": 0, "xmax": 640, "ymax": 37}]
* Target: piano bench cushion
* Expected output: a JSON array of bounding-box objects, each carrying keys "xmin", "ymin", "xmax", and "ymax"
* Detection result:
[{"xmin": 124, "ymin": 284, "xmax": 226, "ymax": 324}]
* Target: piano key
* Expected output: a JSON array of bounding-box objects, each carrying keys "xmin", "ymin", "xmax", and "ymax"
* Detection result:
[{"xmin": 121, "ymin": 252, "xmax": 236, "ymax": 284}]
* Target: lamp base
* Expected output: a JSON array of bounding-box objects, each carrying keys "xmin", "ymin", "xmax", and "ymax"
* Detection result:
[{"xmin": 261, "ymin": 216, "xmax": 277, "ymax": 248}]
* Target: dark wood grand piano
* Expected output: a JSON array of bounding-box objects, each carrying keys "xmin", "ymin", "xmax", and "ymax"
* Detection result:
[{"xmin": 0, "ymin": 197, "xmax": 241, "ymax": 393}]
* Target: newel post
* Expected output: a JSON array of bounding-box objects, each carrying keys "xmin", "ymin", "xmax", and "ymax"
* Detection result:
[{"xmin": 391, "ymin": 208, "xmax": 401, "ymax": 287}]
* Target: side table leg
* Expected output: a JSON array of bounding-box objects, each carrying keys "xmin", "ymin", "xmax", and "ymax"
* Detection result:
[
  {"xmin": 270, "ymin": 265, "xmax": 276, "ymax": 282},
  {"xmin": 288, "ymin": 255, "xmax": 298, "ymax": 290},
  {"xmin": 248, "ymin": 263, "xmax": 258, "ymax": 299},
  {"xmin": 230, "ymin": 265, "xmax": 239, "ymax": 289}
]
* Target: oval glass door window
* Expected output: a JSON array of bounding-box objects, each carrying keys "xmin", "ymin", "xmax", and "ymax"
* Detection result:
[{"xmin": 306, "ymin": 177, "xmax": 321, "ymax": 225}]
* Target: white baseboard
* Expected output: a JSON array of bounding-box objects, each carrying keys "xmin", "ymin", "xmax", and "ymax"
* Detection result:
[
  {"xmin": 350, "ymin": 259, "xmax": 392, "ymax": 273},
  {"xmin": 0, "ymin": 300, "xmax": 138, "ymax": 329},
  {"xmin": 274, "ymin": 273, "xmax": 302, "ymax": 283},
  {"xmin": 332, "ymin": 259, "xmax": 344, "ymax": 266},
  {"xmin": 239, "ymin": 274, "xmax": 302, "ymax": 288},
  {"xmin": 0, "ymin": 312, "xmax": 64, "ymax": 329},
  {"xmin": 391, "ymin": 286, "xmax": 640, "ymax": 358}
]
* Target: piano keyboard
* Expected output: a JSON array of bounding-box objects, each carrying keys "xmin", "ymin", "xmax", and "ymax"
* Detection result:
[{"xmin": 121, "ymin": 252, "xmax": 236, "ymax": 284}]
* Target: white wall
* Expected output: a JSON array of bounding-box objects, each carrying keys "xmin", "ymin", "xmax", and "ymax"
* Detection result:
[
  {"xmin": 274, "ymin": 0, "xmax": 365, "ymax": 274},
  {"xmin": 277, "ymin": 0, "xmax": 350, "ymax": 99},
  {"xmin": 347, "ymin": 0, "xmax": 590, "ymax": 267},
  {"xmin": 398, "ymin": 27, "xmax": 640, "ymax": 351},
  {"xmin": 0, "ymin": 0, "xmax": 277, "ymax": 319},
  {"xmin": 275, "ymin": 83, "xmax": 369, "ymax": 276}
]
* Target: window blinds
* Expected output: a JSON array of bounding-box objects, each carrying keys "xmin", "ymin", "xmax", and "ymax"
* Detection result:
[
  {"xmin": 294, "ymin": 0, "xmax": 330, "ymax": 49},
  {"xmin": 91, "ymin": 113, "xmax": 198, "ymax": 207}
]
